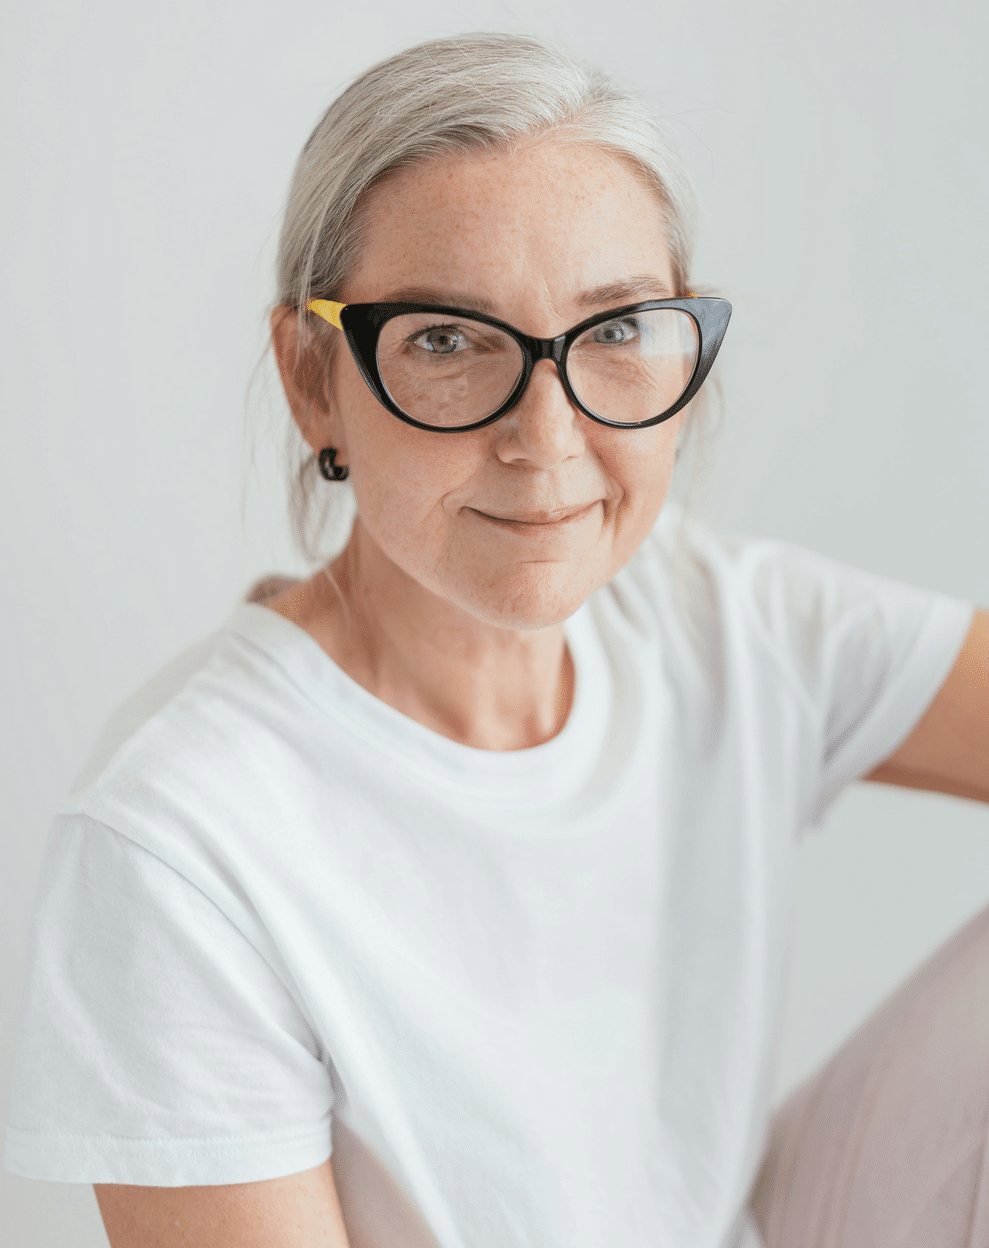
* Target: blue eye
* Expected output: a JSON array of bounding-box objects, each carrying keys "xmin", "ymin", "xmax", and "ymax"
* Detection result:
[
  {"xmin": 591, "ymin": 318, "xmax": 640, "ymax": 345},
  {"xmin": 412, "ymin": 326, "xmax": 470, "ymax": 354}
]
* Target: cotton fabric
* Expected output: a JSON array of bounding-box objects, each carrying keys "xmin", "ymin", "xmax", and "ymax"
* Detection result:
[{"xmin": 4, "ymin": 505, "xmax": 974, "ymax": 1248}]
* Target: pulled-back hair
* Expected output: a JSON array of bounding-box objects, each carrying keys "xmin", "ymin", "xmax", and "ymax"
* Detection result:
[{"xmin": 273, "ymin": 32, "xmax": 709, "ymax": 560}]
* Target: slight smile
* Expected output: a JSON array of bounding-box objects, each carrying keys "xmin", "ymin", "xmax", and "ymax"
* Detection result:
[{"xmin": 469, "ymin": 503, "xmax": 599, "ymax": 530}]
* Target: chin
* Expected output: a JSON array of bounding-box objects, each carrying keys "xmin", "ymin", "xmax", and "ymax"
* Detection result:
[{"xmin": 457, "ymin": 564, "xmax": 598, "ymax": 632}]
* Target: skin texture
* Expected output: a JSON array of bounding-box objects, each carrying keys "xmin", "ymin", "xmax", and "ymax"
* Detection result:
[
  {"xmin": 268, "ymin": 139, "xmax": 686, "ymax": 751},
  {"xmin": 94, "ymin": 1161, "xmax": 348, "ymax": 1248},
  {"xmin": 94, "ymin": 137, "xmax": 989, "ymax": 1248}
]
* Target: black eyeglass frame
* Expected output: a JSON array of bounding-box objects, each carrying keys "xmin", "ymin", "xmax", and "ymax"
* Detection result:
[{"xmin": 319, "ymin": 297, "xmax": 732, "ymax": 433}]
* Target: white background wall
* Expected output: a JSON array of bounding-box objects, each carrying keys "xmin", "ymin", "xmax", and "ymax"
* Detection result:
[{"xmin": 2, "ymin": 0, "xmax": 988, "ymax": 1242}]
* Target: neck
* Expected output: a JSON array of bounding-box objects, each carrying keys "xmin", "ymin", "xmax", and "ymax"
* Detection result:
[{"xmin": 281, "ymin": 520, "xmax": 575, "ymax": 751}]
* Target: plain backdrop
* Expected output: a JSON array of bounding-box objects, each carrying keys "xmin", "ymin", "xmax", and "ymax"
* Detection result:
[{"xmin": 2, "ymin": 0, "xmax": 988, "ymax": 1242}]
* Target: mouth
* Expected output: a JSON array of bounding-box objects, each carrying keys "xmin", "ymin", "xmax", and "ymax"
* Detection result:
[{"xmin": 469, "ymin": 502, "xmax": 598, "ymax": 529}]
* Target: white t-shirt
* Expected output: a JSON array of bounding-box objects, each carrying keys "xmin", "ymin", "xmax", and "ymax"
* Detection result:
[{"xmin": 4, "ymin": 506, "xmax": 974, "ymax": 1248}]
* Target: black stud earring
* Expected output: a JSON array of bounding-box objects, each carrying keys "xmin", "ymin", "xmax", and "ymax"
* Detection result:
[{"xmin": 318, "ymin": 447, "xmax": 349, "ymax": 481}]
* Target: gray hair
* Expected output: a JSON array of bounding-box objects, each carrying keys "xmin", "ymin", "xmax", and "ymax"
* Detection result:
[{"xmin": 273, "ymin": 32, "xmax": 712, "ymax": 561}]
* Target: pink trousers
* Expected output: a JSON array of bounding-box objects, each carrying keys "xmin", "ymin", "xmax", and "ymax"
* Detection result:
[{"xmin": 750, "ymin": 902, "xmax": 989, "ymax": 1247}]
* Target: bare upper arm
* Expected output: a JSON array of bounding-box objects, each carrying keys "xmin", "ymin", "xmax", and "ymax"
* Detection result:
[
  {"xmin": 94, "ymin": 1157, "xmax": 350, "ymax": 1248},
  {"xmin": 864, "ymin": 608, "xmax": 989, "ymax": 803}
]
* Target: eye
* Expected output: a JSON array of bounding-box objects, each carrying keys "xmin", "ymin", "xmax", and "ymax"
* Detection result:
[
  {"xmin": 591, "ymin": 317, "xmax": 640, "ymax": 346},
  {"xmin": 411, "ymin": 325, "xmax": 471, "ymax": 354}
]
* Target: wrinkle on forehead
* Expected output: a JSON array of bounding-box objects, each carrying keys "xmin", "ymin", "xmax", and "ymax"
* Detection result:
[{"xmin": 344, "ymin": 140, "xmax": 676, "ymax": 329}]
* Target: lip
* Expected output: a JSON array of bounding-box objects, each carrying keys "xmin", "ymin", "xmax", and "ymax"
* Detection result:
[{"xmin": 470, "ymin": 502, "xmax": 598, "ymax": 527}]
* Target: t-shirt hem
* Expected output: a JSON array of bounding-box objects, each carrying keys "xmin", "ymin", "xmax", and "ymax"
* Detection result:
[{"xmin": 2, "ymin": 1123, "xmax": 332, "ymax": 1186}]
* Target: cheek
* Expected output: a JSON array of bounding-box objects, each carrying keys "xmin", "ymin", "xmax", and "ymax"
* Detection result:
[
  {"xmin": 604, "ymin": 418, "xmax": 681, "ymax": 524},
  {"xmin": 332, "ymin": 367, "xmax": 486, "ymax": 560}
]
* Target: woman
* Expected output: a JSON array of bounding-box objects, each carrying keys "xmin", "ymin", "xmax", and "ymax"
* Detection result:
[{"xmin": 4, "ymin": 32, "xmax": 987, "ymax": 1248}]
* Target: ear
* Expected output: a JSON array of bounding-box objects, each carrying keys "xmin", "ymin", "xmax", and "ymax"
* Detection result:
[{"xmin": 270, "ymin": 306, "xmax": 340, "ymax": 454}]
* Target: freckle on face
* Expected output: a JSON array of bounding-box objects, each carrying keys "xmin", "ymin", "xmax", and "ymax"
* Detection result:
[{"xmin": 329, "ymin": 140, "xmax": 685, "ymax": 631}]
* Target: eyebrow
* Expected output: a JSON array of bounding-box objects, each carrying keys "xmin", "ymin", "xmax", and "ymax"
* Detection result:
[
  {"xmin": 576, "ymin": 276, "xmax": 676, "ymax": 305},
  {"xmin": 377, "ymin": 275, "xmax": 675, "ymax": 316},
  {"xmin": 378, "ymin": 288, "xmax": 500, "ymax": 314}
]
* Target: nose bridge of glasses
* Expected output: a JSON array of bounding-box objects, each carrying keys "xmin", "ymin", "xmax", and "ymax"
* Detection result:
[
  {"xmin": 518, "ymin": 329, "xmax": 565, "ymax": 363},
  {"xmin": 513, "ymin": 334, "xmax": 581, "ymax": 422}
]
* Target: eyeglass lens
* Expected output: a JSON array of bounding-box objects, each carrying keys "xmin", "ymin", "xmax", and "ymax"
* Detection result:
[{"xmin": 375, "ymin": 309, "xmax": 700, "ymax": 429}]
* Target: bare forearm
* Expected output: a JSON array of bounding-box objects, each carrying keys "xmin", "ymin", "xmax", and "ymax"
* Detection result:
[{"xmin": 95, "ymin": 1158, "xmax": 350, "ymax": 1248}]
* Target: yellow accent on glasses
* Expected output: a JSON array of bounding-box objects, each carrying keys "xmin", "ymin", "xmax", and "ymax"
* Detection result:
[{"xmin": 307, "ymin": 299, "xmax": 346, "ymax": 330}]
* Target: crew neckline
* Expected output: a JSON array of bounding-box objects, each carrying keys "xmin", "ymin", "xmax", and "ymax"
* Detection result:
[{"xmin": 222, "ymin": 597, "xmax": 611, "ymax": 804}]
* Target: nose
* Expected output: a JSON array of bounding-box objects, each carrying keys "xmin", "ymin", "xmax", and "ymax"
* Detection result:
[{"xmin": 493, "ymin": 359, "xmax": 587, "ymax": 470}]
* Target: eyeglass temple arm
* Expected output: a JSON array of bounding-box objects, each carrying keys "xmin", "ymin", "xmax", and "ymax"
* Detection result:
[
  {"xmin": 306, "ymin": 299, "xmax": 346, "ymax": 330},
  {"xmin": 306, "ymin": 294, "xmax": 700, "ymax": 331}
]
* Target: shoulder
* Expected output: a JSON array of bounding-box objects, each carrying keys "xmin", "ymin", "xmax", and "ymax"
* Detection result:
[
  {"xmin": 617, "ymin": 504, "xmax": 970, "ymax": 700},
  {"xmin": 633, "ymin": 502, "xmax": 857, "ymax": 625},
  {"xmin": 63, "ymin": 603, "xmax": 335, "ymax": 865},
  {"xmin": 68, "ymin": 629, "xmax": 228, "ymax": 800},
  {"xmin": 612, "ymin": 503, "xmax": 809, "ymax": 666}
]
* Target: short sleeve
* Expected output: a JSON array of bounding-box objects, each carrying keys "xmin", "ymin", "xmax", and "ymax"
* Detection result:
[
  {"xmin": 740, "ymin": 540, "xmax": 975, "ymax": 828},
  {"xmin": 4, "ymin": 813, "xmax": 335, "ymax": 1186}
]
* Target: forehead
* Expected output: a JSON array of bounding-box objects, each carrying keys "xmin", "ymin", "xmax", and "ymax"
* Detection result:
[{"xmin": 345, "ymin": 140, "xmax": 676, "ymax": 311}]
